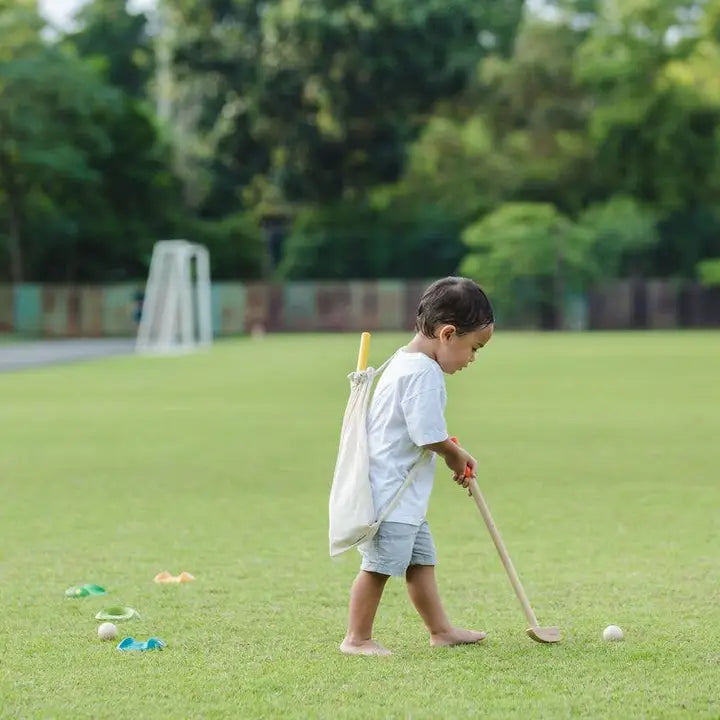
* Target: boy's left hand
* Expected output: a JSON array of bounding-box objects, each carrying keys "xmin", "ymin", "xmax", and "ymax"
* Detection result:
[
  {"xmin": 446, "ymin": 436, "xmax": 476, "ymax": 496},
  {"xmin": 453, "ymin": 454, "xmax": 476, "ymax": 495}
]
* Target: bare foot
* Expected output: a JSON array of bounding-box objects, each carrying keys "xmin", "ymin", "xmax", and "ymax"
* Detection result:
[
  {"xmin": 340, "ymin": 638, "xmax": 392, "ymax": 656},
  {"xmin": 431, "ymin": 627, "xmax": 487, "ymax": 647}
]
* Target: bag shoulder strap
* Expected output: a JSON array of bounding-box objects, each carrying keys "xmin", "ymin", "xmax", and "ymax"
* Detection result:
[
  {"xmin": 374, "ymin": 351, "xmax": 397, "ymax": 375},
  {"xmin": 367, "ymin": 349, "xmax": 401, "ymax": 395},
  {"xmin": 375, "ymin": 450, "xmax": 431, "ymax": 525},
  {"xmin": 347, "ymin": 349, "xmax": 397, "ymax": 385}
]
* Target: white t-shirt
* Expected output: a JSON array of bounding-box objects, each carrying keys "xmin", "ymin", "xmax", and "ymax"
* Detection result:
[{"xmin": 367, "ymin": 349, "xmax": 448, "ymax": 526}]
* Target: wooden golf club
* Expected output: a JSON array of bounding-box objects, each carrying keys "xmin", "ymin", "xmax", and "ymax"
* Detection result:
[{"xmin": 450, "ymin": 437, "xmax": 561, "ymax": 644}]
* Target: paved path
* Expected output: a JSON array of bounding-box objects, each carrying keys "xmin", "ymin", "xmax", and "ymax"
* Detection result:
[{"xmin": 0, "ymin": 339, "xmax": 136, "ymax": 373}]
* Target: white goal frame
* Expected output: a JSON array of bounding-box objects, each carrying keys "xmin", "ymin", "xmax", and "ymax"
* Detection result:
[{"xmin": 135, "ymin": 240, "xmax": 212, "ymax": 355}]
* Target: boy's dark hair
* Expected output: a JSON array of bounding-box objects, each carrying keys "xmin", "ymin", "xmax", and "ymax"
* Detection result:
[{"xmin": 415, "ymin": 277, "xmax": 494, "ymax": 337}]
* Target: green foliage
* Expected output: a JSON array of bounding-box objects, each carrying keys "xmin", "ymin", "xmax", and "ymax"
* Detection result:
[
  {"xmin": 6, "ymin": 0, "xmax": 720, "ymax": 286},
  {"xmin": 461, "ymin": 203, "xmax": 577, "ymax": 280},
  {"xmin": 438, "ymin": 7, "xmax": 720, "ymax": 297},
  {"xmin": 256, "ymin": 0, "xmax": 523, "ymax": 201},
  {"xmin": 391, "ymin": 18, "xmax": 596, "ymax": 251},
  {"xmin": 574, "ymin": 0, "xmax": 720, "ymax": 217},
  {"xmin": 161, "ymin": 0, "xmax": 269, "ymax": 213},
  {"xmin": 383, "ymin": 116, "xmax": 511, "ymax": 225},
  {"xmin": 169, "ymin": 0, "xmax": 524, "ymax": 207},
  {"xmin": 654, "ymin": 207, "xmax": 720, "ymax": 277},
  {"xmin": 477, "ymin": 21, "xmax": 595, "ymax": 214},
  {"xmin": 697, "ymin": 258, "xmax": 720, "ymax": 286},
  {"xmin": 577, "ymin": 196, "xmax": 658, "ymax": 276},
  {"xmin": 0, "ymin": 2, "xmax": 183, "ymax": 283},
  {"xmin": 0, "ymin": 8, "xmax": 116, "ymax": 281},
  {"xmin": 67, "ymin": 0, "xmax": 154, "ymax": 99},
  {"xmin": 279, "ymin": 200, "xmax": 462, "ymax": 279},
  {"xmin": 460, "ymin": 203, "xmax": 588, "ymax": 318},
  {"xmin": 461, "ymin": 197, "xmax": 658, "ymax": 320},
  {"xmin": 189, "ymin": 212, "xmax": 265, "ymax": 280}
]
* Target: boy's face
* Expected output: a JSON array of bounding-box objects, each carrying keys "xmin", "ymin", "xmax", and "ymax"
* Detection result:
[{"xmin": 436, "ymin": 324, "xmax": 494, "ymax": 374}]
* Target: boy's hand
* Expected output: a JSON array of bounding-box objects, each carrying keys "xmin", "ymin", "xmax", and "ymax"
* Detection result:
[
  {"xmin": 422, "ymin": 437, "xmax": 477, "ymax": 491},
  {"xmin": 447, "ymin": 449, "xmax": 477, "ymax": 489}
]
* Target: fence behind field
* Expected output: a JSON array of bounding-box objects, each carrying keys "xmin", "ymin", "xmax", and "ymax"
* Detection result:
[{"xmin": 0, "ymin": 279, "xmax": 718, "ymax": 337}]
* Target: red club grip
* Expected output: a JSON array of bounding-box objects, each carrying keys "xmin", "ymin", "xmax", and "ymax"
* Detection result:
[{"xmin": 449, "ymin": 436, "xmax": 472, "ymax": 477}]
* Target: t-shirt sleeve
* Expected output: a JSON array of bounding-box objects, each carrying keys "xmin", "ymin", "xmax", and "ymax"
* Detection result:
[{"xmin": 400, "ymin": 372, "xmax": 448, "ymax": 448}]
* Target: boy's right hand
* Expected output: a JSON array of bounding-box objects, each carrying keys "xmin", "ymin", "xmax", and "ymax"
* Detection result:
[
  {"xmin": 423, "ymin": 437, "xmax": 477, "ymax": 490},
  {"xmin": 446, "ymin": 448, "xmax": 477, "ymax": 489}
]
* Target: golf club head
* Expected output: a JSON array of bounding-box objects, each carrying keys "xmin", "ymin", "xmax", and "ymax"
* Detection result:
[{"xmin": 527, "ymin": 626, "xmax": 561, "ymax": 644}]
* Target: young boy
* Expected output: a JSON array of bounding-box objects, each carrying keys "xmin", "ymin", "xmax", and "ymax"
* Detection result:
[{"xmin": 340, "ymin": 276, "xmax": 495, "ymax": 656}]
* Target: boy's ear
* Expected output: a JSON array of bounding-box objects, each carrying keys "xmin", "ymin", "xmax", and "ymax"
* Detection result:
[{"xmin": 438, "ymin": 324, "xmax": 456, "ymax": 342}]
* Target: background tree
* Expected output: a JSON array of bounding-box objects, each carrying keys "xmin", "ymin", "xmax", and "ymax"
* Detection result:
[
  {"xmin": 0, "ymin": 0, "xmax": 183, "ymax": 283},
  {"xmin": 461, "ymin": 197, "xmax": 657, "ymax": 324},
  {"xmin": 165, "ymin": 0, "xmax": 524, "ymax": 213},
  {"xmin": 4, "ymin": 0, "xmax": 720, "ymax": 289},
  {"xmin": 575, "ymin": 0, "xmax": 720, "ymax": 276},
  {"xmin": 67, "ymin": 0, "xmax": 154, "ymax": 100}
]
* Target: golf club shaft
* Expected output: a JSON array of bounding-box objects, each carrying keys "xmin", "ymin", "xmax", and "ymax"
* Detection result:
[{"xmin": 468, "ymin": 477, "xmax": 540, "ymax": 629}]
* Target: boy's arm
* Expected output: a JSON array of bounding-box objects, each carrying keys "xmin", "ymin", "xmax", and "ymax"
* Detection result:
[
  {"xmin": 423, "ymin": 437, "xmax": 477, "ymax": 482},
  {"xmin": 400, "ymin": 379, "xmax": 476, "ymax": 484}
]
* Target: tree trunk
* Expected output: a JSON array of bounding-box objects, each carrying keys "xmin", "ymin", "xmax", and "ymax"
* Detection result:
[{"xmin": 0, "ymin": 153, "xmax": 24, "ymax": 283}]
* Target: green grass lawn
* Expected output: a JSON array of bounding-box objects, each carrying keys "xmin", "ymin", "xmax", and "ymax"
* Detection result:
[{"xmin": 1, "ymin": 331, "xmax": 719, "ymax": 719}]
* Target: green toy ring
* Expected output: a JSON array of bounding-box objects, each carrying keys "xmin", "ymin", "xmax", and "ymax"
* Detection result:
[
  {"xmin": 95, "ymin": 606, "xmax": 140, "ymax": 621},
  {"xmin": 65, "ymin": 584, "xmax": 106, "ymax": 598}
]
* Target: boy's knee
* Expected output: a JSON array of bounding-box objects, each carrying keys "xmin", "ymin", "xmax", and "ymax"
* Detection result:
[
  {"xmin": 405, "ymin": 562, "xmax": 434, "ymax": 576},
  {"xmin": 361, "ymin": 569, "xmax": 391, "ymax": 583}
]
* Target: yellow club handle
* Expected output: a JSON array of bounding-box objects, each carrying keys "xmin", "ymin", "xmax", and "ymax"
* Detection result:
[{"xmin": 356, "ymin": 332, "xmax": 371, "ymax": 371}]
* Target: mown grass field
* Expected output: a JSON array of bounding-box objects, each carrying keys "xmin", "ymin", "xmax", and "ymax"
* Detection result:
[{"xmin": 1, "ymin": 331, "xmax": 718, "ymax": 719}]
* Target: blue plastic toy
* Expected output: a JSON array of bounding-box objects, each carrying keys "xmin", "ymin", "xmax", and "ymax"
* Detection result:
[{"xmin": 117, "ymin": 637, "xmax": 166, "ymax": 652}]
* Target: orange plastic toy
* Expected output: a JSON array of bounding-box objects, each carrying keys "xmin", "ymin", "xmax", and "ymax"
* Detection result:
[{"xmin": 153, "ymin": 571, "xmax": 195, "ymax": 584}]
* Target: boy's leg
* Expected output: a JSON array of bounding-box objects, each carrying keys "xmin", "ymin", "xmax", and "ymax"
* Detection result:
[
  {"xmin": 341, "ymin": 522, "xmax": 418, "ymax": 656},
  {"xmin": 341, "ymin": 570, "xmax": 391, "ymax": 656},
  {"xmin": 406, "ymin": 565, "xmax": 486, "ymax": 645},
  {"xmin": 405, "ymin": 564, "xmax": 452, "ymax": 635},
  {"xmin": 405, "ymin": 522, "xmax": 486, "ymax": 646}
]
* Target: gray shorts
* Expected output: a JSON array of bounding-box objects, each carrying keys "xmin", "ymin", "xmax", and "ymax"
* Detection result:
[{"xmin": 359, "ymin": 521, "xmax": 437, "ymax": 577}]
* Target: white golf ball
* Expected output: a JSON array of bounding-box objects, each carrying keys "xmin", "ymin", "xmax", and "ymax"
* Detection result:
[
  {"xmin": 603, "ymin": 624, "xmax": 624, "ymax": 642},
  {"xmin": 98, "ymin": 622, "xmax": 118, "ymax": 641}
]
